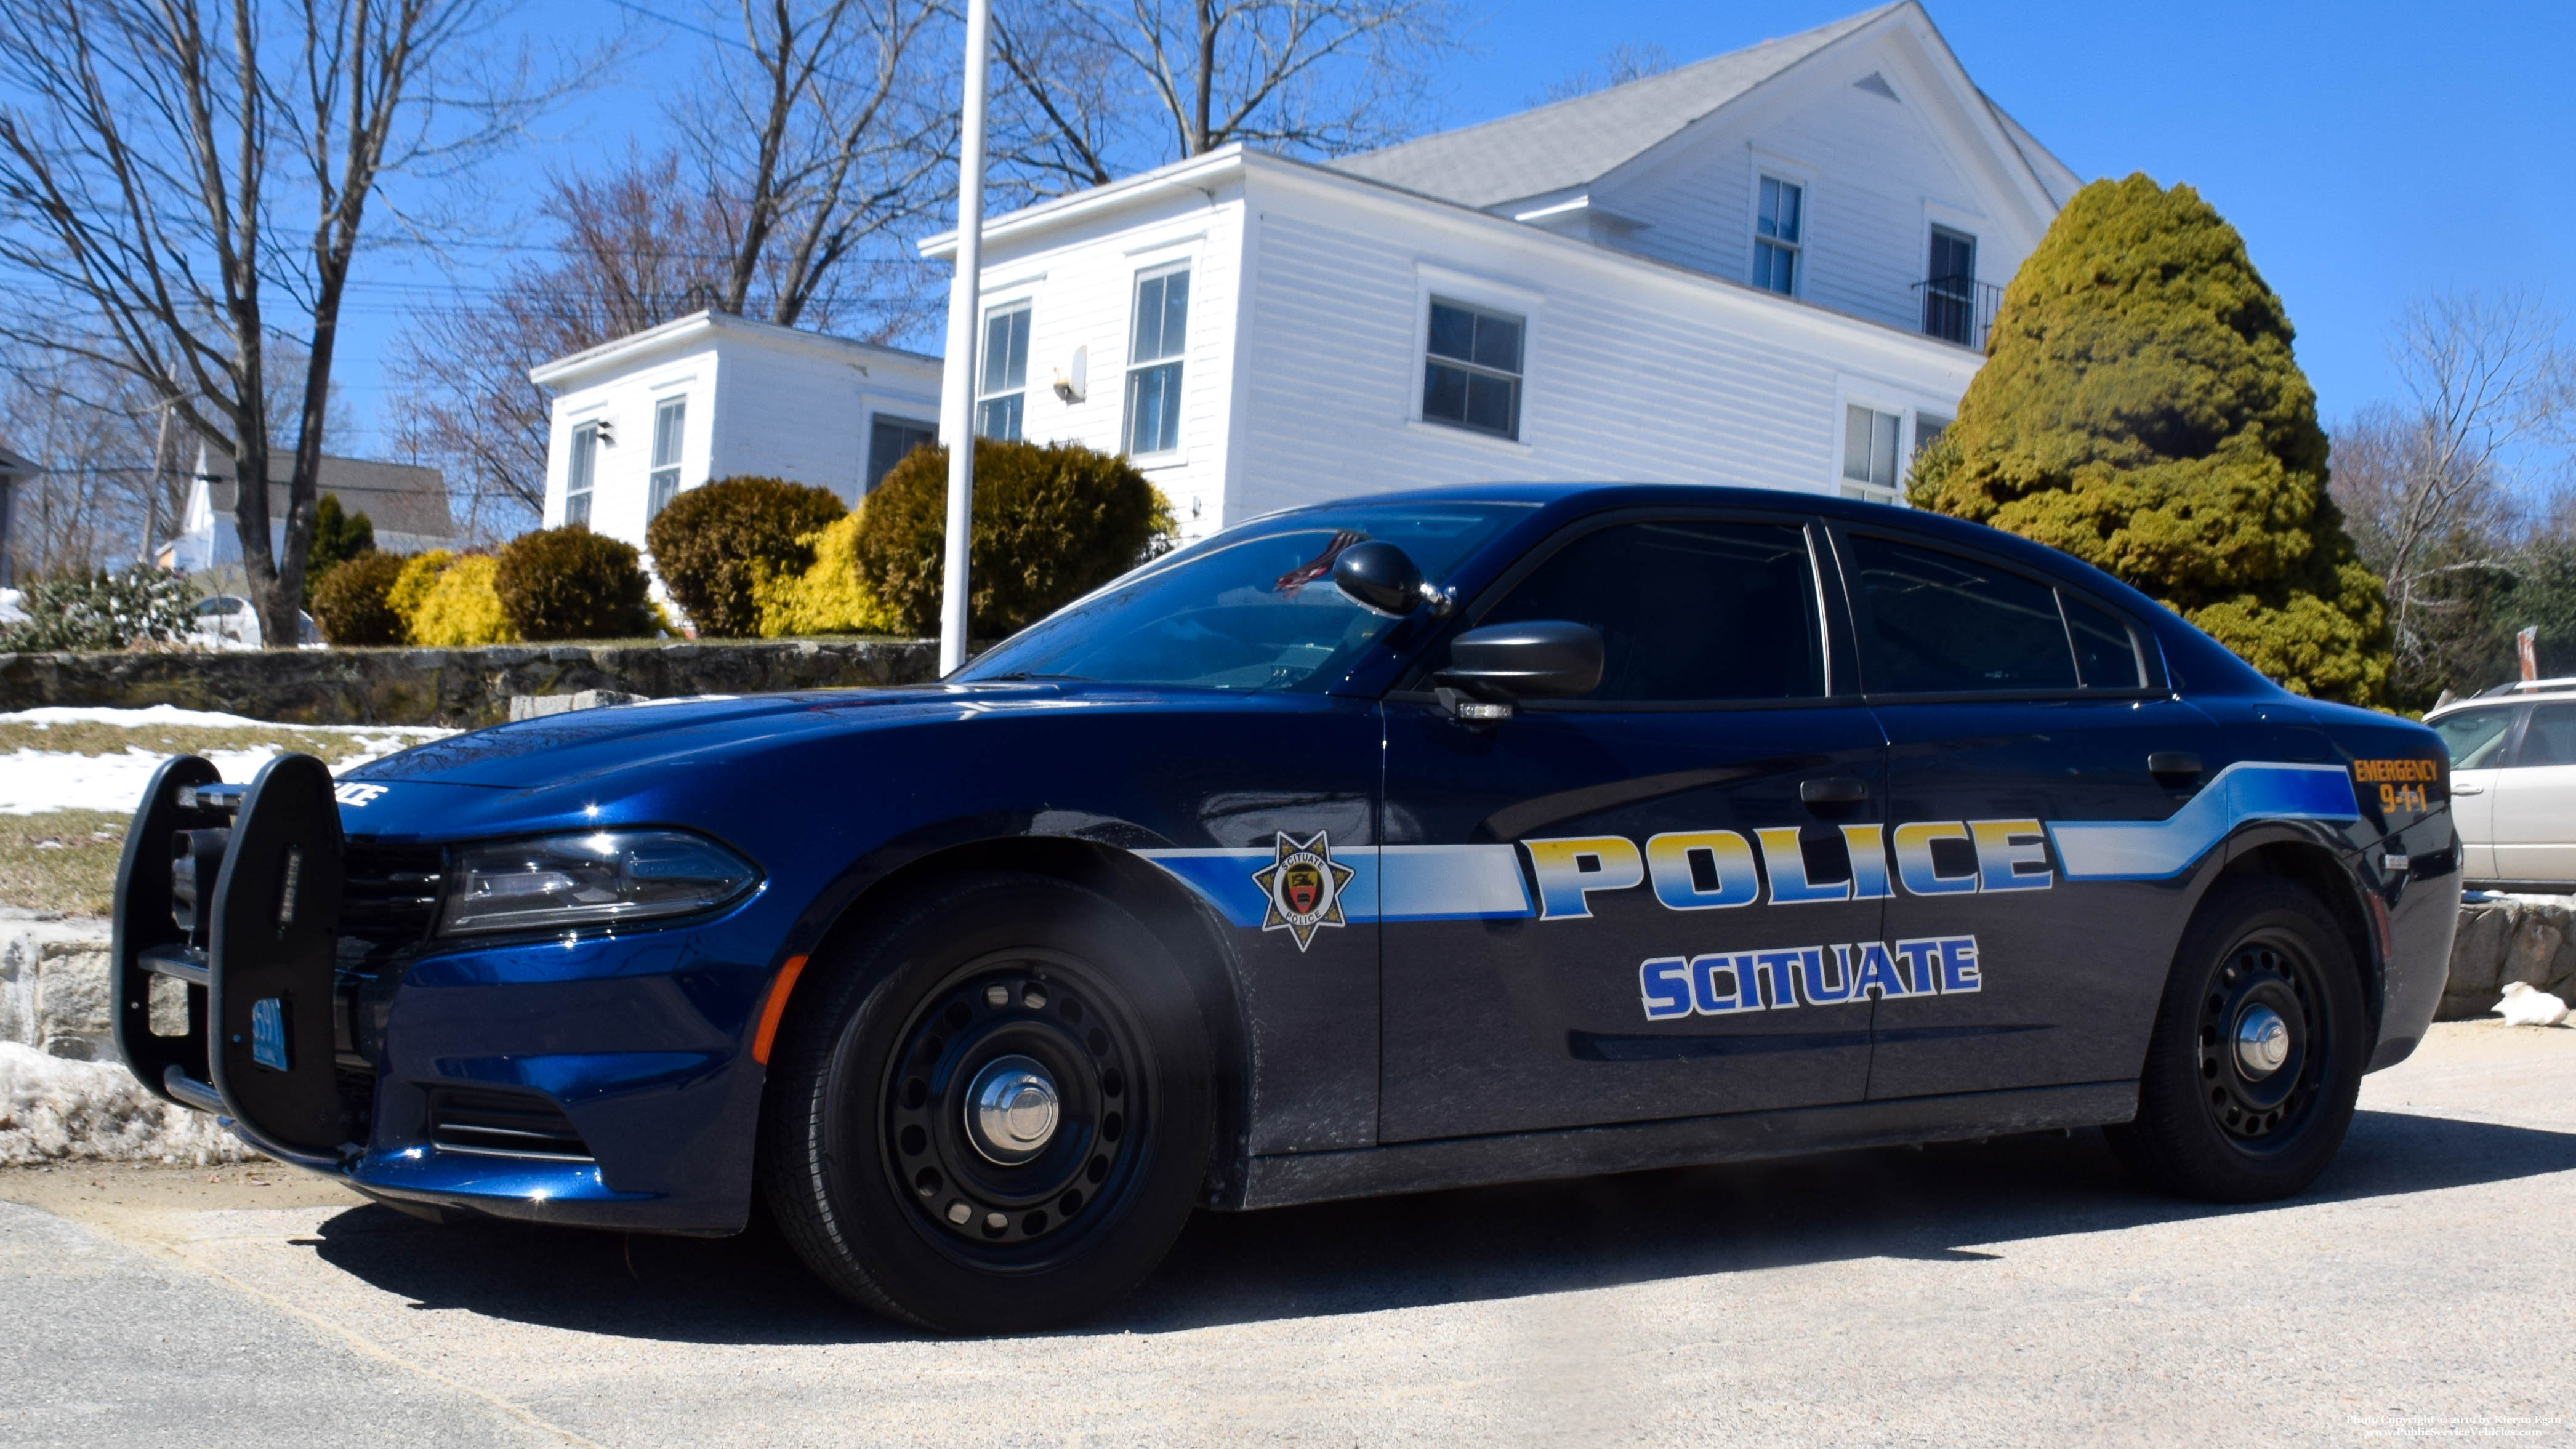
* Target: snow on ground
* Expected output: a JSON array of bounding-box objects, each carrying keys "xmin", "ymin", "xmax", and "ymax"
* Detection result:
[
  {"xmin": 0, "ymin": 705, "xmax": 456, "ymax": 814},
  {"xmin": 0, "ymin": 704, "xmax": 448, "ymax": 734},
  {"xmin": 0, "ymin": 746, "xmax": 315, "ymax": 815},
  {"xmin": 0, "ymin": 1042, "xmax": 250, "ymax": 1165}
]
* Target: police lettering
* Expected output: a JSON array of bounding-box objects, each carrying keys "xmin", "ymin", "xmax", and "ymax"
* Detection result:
[
  {"xmin": 1640, "ymin": 936, "xmax": 1981, "ymax": 1021},
  {"xmin": 1525, "ymin": 819, "xmax": 2049, "ymax": 918}
]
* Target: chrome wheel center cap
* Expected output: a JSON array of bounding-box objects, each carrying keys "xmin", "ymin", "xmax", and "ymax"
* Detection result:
[
  {"xmin": 966, "ymin": 1055, "xmax": 1060, "ymax": 1165},
  {"xmin": 2235, "ymin": 1005, "xmax": 2291, "ymax": 1079}
]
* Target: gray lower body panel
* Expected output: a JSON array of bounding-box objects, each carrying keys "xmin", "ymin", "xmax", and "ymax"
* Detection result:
[{"xmin": 1236, "ymin": 1080, "xmax": 2139, "ymax": 1211}]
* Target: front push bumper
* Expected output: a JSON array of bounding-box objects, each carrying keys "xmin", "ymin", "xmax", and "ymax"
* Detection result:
[{"xmin": 111, "ymin": 754, "xmax": 770, "ymax": 1235}]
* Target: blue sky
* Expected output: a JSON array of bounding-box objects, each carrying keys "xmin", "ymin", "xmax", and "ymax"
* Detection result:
[{"xmin": 335, "ymin": 0, "xmax": 2572, "ymax": 450}]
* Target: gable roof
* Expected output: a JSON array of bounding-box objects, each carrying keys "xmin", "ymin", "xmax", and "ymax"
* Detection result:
[
  {"xmin": 0, "ymin": 443, "xmax": 33, "ymax": 478},
  {"xmin": 198, "ymin": 451, "xmax": 454, "ymax": 540},
  {"xmin": 1331, "ymin": 6, "xmax": 1900, "ymax": 207}
]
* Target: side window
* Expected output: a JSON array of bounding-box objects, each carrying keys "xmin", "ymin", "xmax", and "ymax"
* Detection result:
[
  {"xmin": 1124, "ymin": 266, "xmax": 1189, "ymax": 455},
  {"xmin": 646, "ymin": 396, "xmax": 686, "ymax": 520},
  {"xmin": 865, "ymin": 415, "xmax": 936, "ymax": 495},
  {"xmin": 2434, "ymin": 707, "xmax": 2516, "ymax": 770},
  {"xmin": 1848, "ymin": 534, "xmax": 2076, "ymax": 694},
  {"xmin": 1421, "ymin": 298, "xmax": 1523, "ymax": 440},
  {"xmin": 2515, "ymin": 704, "xmax": 2576, "ymax": 768},
  {"xmin": 976, "ymin": 303, "xmax": 1031, "ymax": 441},
  {"xmin": 1476, "ymin": 520, "xmax": 1825, "ymax": 703},
  {"xmin": 564, "ymin": 421, "xmax": 599, "ymax": 527},
  {"xmin": 2063, "ymin": 595, "xmax": 2146, "ymax": 689}
]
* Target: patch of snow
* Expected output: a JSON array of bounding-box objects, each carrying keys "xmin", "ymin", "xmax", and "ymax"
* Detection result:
[
  {"xmin": 2493, "ymin": 982, "xmax": 2572, "ymax": 1027},
  {"xmin": 0, "ymin": 745, "xmax": 299, "ymax": 815},
  {"xmin": 0, "ymin": 1042, "xmax": 251, "ymax": 1165},
  {"xmin": 0, "ymin": 704, "xmax": 448, "ymax": 735}
]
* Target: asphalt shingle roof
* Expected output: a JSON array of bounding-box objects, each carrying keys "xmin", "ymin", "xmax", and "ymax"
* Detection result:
[
  {"xmin": 202, "ymin": 453, "xmax": 454, "ymax": 541},
  {"xmin": 1329, "ymin": 6, "xmax": 1901, "ymax": 209}
]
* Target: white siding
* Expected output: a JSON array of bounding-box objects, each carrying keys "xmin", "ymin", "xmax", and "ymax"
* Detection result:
[
  {"xmin": 1229, "ymin": 167, "xmax": 1981, "ymax": 521},
  {"xmin": 541, "ymin": 323, "xmax": 943, "ymax": 559},
  {"xmin": 967, "ymin": 191, "xmax": 1251, "ymax": 541}
]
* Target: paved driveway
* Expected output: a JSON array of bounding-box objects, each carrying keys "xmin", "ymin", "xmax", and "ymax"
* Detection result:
[{"xmin": 4, "ymin": 1021, "xmax": 2572, "ymax": 1447}]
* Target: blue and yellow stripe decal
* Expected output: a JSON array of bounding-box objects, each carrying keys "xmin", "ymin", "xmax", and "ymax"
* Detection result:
[
  {"xmin": 2044, "ymin": 760, "xmax": 2359, "ymax": 882},
  {"xmin": 1135, "ymin": 761, "xmax": 2362, "ymax": 924}
]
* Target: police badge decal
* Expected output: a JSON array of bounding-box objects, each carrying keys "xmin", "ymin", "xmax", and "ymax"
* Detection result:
[{"xmin": 1251, "ymin": 831, "xmax": 1357, "ymax": 951}]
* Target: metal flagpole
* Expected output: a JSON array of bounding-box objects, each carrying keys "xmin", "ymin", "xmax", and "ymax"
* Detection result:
[{"xmin": 935, "ymin": 0, "xmax": 992, "ymax": 677}]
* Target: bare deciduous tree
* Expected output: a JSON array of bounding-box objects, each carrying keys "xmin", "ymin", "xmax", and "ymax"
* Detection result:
[
  {"xmin": 2332, "ymin": 290, "xmax": 2575, "ymax": 688},
  {"xmin": 0, "ymin": 0, "xmax": 558, "ymax": 644},
  {"xmin": 0, "ymin": 344, "xmax": 171, "ymax": 577},
  {"xmin": 674, "ymin": 0, "xmax": 954, "ymax": 329},
  {"xmin": 1534, "ymin": 41, "xmax": 1673, "ymax": 105},
  {"xmin": 991, "ymin": 0, "xmax": 1461, "ymax": 195}
]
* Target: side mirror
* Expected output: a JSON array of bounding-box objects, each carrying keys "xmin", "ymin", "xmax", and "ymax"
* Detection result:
[
  {"xmin": 1438, "ymin": 620, "xmax": 1604, "ymax": 702},
  {"xmin": 1332, "ymin": 540, "xmax": 1425, "ymax": 616}
]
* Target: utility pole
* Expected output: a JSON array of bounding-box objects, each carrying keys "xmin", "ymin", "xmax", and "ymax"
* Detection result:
[{"xmin": 935, "ymin": 0, "xmax": 992, "ymax": 676}]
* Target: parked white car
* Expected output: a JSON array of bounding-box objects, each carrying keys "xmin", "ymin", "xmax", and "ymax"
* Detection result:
[
  {"xmin": 2429, "ymin": 680, "xmax": 2576, "ymax": 890},
  {"xmin": 191, "ymin": 593, "xmax": 323, "ymax": 650}
]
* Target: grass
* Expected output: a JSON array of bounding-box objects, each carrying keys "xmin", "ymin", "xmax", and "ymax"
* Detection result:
[{"xmin": 0, "ymin": 810, "xmax": 129, "ymax": 917}]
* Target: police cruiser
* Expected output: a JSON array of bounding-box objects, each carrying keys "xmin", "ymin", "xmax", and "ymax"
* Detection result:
[{"xmin": 111, "ymin": 484, "xmax": 2458, "ymax": 1332}]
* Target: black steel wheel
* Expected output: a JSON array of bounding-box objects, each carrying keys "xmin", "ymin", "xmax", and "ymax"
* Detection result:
[
  {"xmin": 760, "ymin": 872, "xmax": 1212, "ymax": 1333},
  {"xmin": 2107, "ymin": 876, "xmax": 2365, "ymax": 1202}
]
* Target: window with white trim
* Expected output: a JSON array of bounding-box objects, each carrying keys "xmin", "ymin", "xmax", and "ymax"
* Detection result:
[
  {"xmin": 866, "ymin": 414, "xmax": 936, "ymax": 495},
  {"xmin": 1421, "ymin": 297, "xmax": 1523, "ymax": 440},
  {"xmin": 1841, "ymin": 403, "xmax": 1902, "ymax": 502},
  {"xmin": 647, "ymin": 396, "xmax": 686, "ymax": 520},
  {"xmin": 1754, "ymin": 175, "xmax": 1803, "ymax": 295},
  {"xmin": 565, "ymin": 421, "xmax": 600, "ymax": 527},
  {"xmin": 1124, "ymin": 265, "xmax": 1189, "ymax": 455},
  {"xmin": 976, "ymin": 303, "xmax": 1031, "ymax": 441}
]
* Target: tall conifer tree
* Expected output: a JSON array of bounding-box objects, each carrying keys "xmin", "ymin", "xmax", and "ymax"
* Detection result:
[{"xmin": 1911, "ymin": 174, "xmax": 2393, "ymax": 705}]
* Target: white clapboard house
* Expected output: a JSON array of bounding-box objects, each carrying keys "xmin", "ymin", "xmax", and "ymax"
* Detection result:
[
  {"xmin": 162, "ymin": 441, "xmax": 456, "ymax": 572},
  {"xmin": 536, "ymin": 1, "xmax": 2077, "ymax": 552}
]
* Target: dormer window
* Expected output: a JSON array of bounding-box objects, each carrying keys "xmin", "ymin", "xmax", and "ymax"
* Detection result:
[{"xmin": 1754, "ymin": 176, "xmax": 1803, "ymax": 295}]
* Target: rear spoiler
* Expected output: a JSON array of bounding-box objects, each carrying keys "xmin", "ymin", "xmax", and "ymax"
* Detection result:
[{"xmin": 110, "ymin": 753, "xmax": 356, "ymax": 1168}]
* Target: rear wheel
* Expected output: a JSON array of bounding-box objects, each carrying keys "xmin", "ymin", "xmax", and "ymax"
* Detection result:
[
  {"xmin": 760, "ymin": 872, "xmax": 1213, "ymax": 1333},
  {"xmin": 2106, "ymin": 877, "xmax": 2365, "ymax": 1202}
]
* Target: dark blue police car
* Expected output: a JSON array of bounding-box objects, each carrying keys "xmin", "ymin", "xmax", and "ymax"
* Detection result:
[{"xmin": 111, "ymin": 484, "xmax": 2458, "ymax": 1331}]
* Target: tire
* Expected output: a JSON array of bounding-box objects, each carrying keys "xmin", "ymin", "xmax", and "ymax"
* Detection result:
[
  {"xmin": 759, "ymin": 871, "xmax": 1214, "ymax": 1333},
  {"xmin": 2105, "ymin": 876, "xmax": 2366, "ymax": 1203}
]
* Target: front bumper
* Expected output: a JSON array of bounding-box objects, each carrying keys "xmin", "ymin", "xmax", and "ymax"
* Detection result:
[{"xmin": 112, "ymin": 754, "xmax": 778, "ymax": 1235}]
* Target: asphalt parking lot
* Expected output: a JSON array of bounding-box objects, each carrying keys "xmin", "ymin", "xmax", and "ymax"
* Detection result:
[{"xmin": 4, "ymin": 1020, "xmax": 2572, "ymax": 1448}]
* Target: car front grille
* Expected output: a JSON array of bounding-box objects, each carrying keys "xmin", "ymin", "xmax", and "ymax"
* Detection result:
[{"xmin": 339, "ymin": 840, "xmax": 443, "ymax": 967}]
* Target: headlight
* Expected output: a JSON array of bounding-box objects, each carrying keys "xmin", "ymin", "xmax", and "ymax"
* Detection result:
[{"xmin": 438, "ymin": 830, "xmax": 759, "ymax": 936}]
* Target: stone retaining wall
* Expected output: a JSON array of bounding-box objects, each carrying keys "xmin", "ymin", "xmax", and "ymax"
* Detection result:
[
  {"xmin": 2440, "ymin": 896, "xmax": 2576, "ymax": 1021},
  {"xmin": 0, "ymin": 638, "xmax": 941, "ymax": 727}
]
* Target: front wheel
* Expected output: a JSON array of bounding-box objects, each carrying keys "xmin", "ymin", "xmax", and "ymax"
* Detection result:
[
  {"xmin": 760, "ymin": 872, "xmax": 1214, "ymax": 1333},
  {"xmin": 2106, "ymin": 877, "xmax": 2366, "ymax": 1203}
]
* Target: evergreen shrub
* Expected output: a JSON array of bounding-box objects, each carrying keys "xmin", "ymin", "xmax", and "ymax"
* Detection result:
[
  {"xmin": 495, "ymin": 526, "xmax": 655, "ymax": 641},
  {"xmin": 752, "ymin": 513, "xmax": 897, "ymax": 637},
  {"xmin": 855, "ymin": 440, "xmax": 1173, "ymax": 638},
  {"xmin": 310, "ymin": 550, "xmax": 410, "ymax": 646},
  {"xmin": 645, "ymin": 476, "xmax": 847, "ymax": 637},
  {"xmin": 0, "ymin": 566, "xmax": 201, "ymax": 652},
  {"xmin": 304, "ymin": 494, "xmax": 376, "ymax": 603},
  {"xmin": 392, "ymin": 552, "xmax": 517, "ymax": 646},
  {"xmin": 1910, "ymin": 173, "xmax": 2392, "ymax": 706}
]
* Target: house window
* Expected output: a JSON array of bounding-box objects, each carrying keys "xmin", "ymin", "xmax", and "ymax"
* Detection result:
[
  {"xmin": 1421, "ymin": 298, "xmax": 1523, "ymax": 440},
  {"xmin": 1124, "ymin": 266, "xmax": 1189, "ymax": 456},
  {"xmin": 1923, "ymin": 227, "xmax": 1978, "ymax": 344},
  {"xmin": 866, "ymin": 414, "xmax": 937, "ymax": 494},
  {"xmin": 977, "ymin": 303, "xmax": 1031, "ymax": 441},
  {"xmin": 565, "ymin": 421, "xmax": 600, "ymax": 527},
  {"xmin": 1754, "ymin": 175, "xmax": 1803, "ymax": 295},
  {"xmin": 647, "ymin": 396, "xmax": 686, "ymax": 520},
  {"xmin": 1914, "ymin": 411, "xmax": 1952, "ymax": 460},
  {"xmin": 1841, "ymin": 403, "xmax": 1901, "ymax": 501}
]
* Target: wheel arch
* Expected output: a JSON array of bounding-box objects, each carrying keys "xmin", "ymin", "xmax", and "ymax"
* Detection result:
[
  {"xmin": 2208, "ymin": 835, "xmax": 2385, "ymax": 1050},
  {"xmin": 759, "ymin": 832, "xmax": 1254, "ymax": 1208}
]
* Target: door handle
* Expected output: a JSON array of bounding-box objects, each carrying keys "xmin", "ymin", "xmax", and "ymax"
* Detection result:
[
  {"xmin": 2451, "ymin": 783, "xmax": 2484, "ymax": 796},
  {"xmin": 2147, "ymin": 751, "xmax": 2203, "ymax": 786},
  {"xmin": 1799, "ymin": 776, "xmax": 1869, "ymax": 808}
]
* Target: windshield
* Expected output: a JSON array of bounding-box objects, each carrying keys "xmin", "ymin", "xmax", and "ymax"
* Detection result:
[{"xmin": 958, "ymin": 502, "xmax": 1530, "ymax": 690}]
